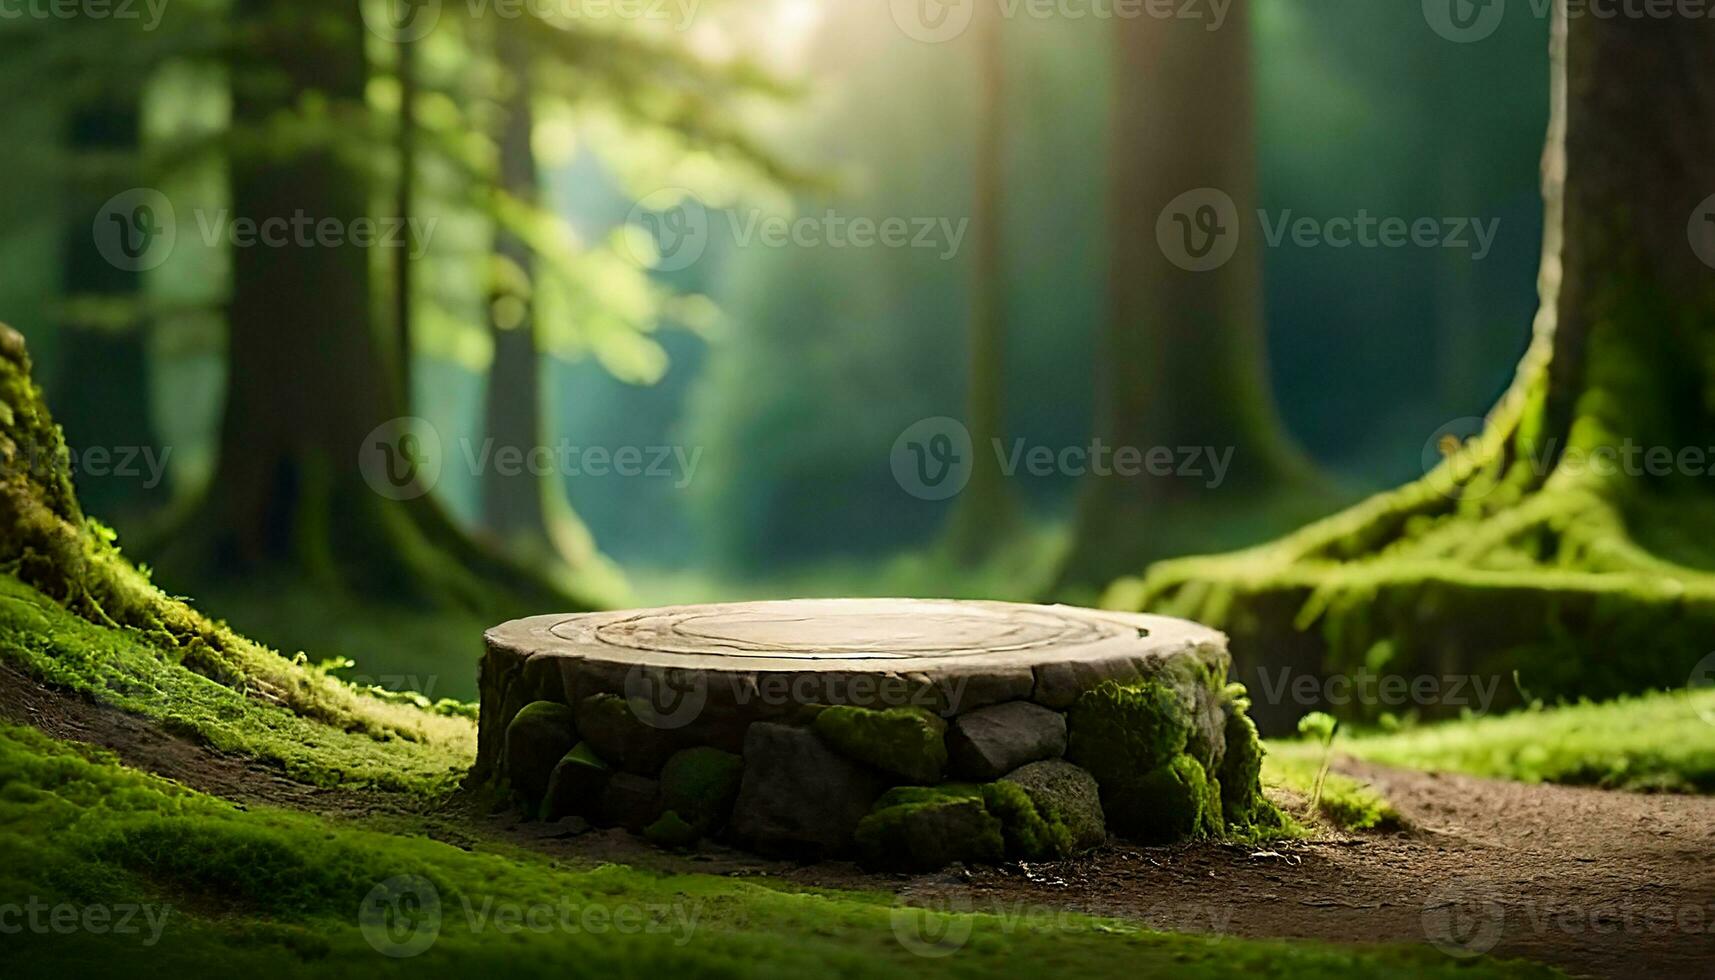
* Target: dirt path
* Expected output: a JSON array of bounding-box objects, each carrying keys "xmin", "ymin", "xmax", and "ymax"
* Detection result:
[{"xmin": 5, "ymin": 668, "xmax": 1711, "ymax": 977}]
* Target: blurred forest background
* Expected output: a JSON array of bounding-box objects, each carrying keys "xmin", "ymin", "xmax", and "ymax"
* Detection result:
[{"xmin": 0, "ymin": 0, "xmax": 1550, "ymax": 699}]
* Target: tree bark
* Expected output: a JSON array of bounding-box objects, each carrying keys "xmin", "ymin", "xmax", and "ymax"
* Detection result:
[
  {"xmin": 155, "ymin": 0, "xmax": 585, "ymax": 615},
  {"xmin": 1057, "ymin": 2, "xmax": 1314, "ymax": 592},
  {"xmin": 54, "ymin": 100, "xmax": 168, "ymax": 521},
  {"xmin": 479, "ymin": 28, "xmax": 604, "ymax": 578},
  {"xmin": 947, "ymin": 2, "xmax": 1016, "ymax": 561},
  {"xmin": 394, "ymin": 33, "xmax": 420, "ymax": 406}
]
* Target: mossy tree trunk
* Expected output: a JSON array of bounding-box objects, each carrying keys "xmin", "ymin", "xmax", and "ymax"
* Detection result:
[
  {"xmin": 156, "ymin": 0, "xmax": 587, "ymax": 616},
  {"xmin": 1055, "ymin": 3, "xmax": 1318, "ymax": 596},
  {"xmin": 1132, "ymin": 2, "xmax": 1715, "ymax": 726},
  {"xmin": 478, "ymin": 27, "xmax": 607, "ymax": 584},
  {"xmin": 947, "ymin": 1, "xmax": 1018, "ymax": 561},
  {"xmin": 54, "ymin": 100, "xmax": 168, "ymax": 521}
]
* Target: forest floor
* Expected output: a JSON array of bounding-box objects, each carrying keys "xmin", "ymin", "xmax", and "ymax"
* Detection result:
[{"xmin": 7, "ymin": 658, "xmax": 1708, "ymax": 979}]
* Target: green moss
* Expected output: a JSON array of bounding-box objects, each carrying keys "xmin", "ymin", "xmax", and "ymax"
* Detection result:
[
  {"xmin": 854, "ymin": 784, "xmax": 1004, "ymax": 870},
  {"xmin": 643, "ymin": 810, "xmax": 700, "ymax": 849},
  {"xmin": 980, "ymin": 780, "xmax": 1072, "ymax": 859},
  {"xmin": 540, "ymin": 742, "xmax": 610, "ymax": 822},
  {"xmin": 1321, "ymin": 689, "xmax": 1715, "ymax": 793},
  {"xmin": 1218, "ymin": 706, "xmax": 1284, "ymax": 833},
  {"xmin": 504, "ymin": 701, "xmax": 579, "ymax": 811},
  {"xmin": 658, "ymin": 746, "xmax": 744, "ymax": 837},
  {"xmin": 0, "ymin": 723, "xmax": 1560, "ymax": 979},
  {"xmin": 812, "ymin": 705, "xmax": 947, "ymax": 783},
  {"xmin": 1065, "ymin": 679, "xmax": 1191, "ymax": 784},
  {"xmin": 1103, "ymin": 754, "xmax": 1219, "ymax": 846},
  {"xmin": 1263, "ymin": 747, "xmax": 1400, "ymax": 832},
  {"xmin": 0, "ymin": 573, "xmax": 472, "ymax": 798}
]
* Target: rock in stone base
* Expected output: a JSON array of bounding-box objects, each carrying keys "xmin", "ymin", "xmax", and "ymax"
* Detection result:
[
  {"xmin": 599, "ymin": 773, "xmax": 663, "ymax": 832},
  {"xmin": 855, "ymin": 787, "xmax": 1004, "ymax": 870},
  {"xmin": 541, "ymin": 742, "xmax": 611, "ymax": 821},
  {"xmin": 946, "ymin": 701, "xmax": 1067, "ymax": 781},
  {"xmin": 577, "ymin": 693, "xmax": 678, "ymax": 775},
  {"xmin": 504, "ymin": 701, "xmax": 579, "ymax": 810},
  {"xmin": 728, "ymin": 723, "xmax": 885, "ymax": 857},
  {"xmin": 659, "ymin": 747, "xmax": 745, "ymax": 835},
  {"xmin": 999, "ymin": 759, "xmax": 1105, "ymax": 853}
]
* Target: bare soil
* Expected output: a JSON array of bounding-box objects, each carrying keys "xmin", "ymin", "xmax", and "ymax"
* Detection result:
[{"xmin": 5, "ymin": 666, "xmax": 1711, "ymax": 978}]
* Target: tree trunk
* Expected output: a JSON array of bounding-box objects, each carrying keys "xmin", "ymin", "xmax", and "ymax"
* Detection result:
[
  {"xmin": 155, "ymin": 0, "xmax": 585, "ymax": 616},
  {"xmin": 1132, "ymin": 1, "xmax": 1715, "ymax": 726},
  {"xmin": 1056, "ymin": 2, "xmax": 1316, "ymax": 594},
  {"xmin": 54, "ymin": 100, "xmax": 168, "ymax": 521},
  {"xmin": 478, "ymin": 29, "xmax": 605, "ymax": 580},
  {"xmin": 394, "ymin": 33, "xmax": 420, "ymax": 406},
  {"xmin": 947, "ymin": 2, "xmax": 1016, "ymax": 562}
]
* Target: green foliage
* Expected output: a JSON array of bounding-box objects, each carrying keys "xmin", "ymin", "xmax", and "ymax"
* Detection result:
[{"xmin": 812, "ymin": 705, "xmax": 947, "ymax": 784}]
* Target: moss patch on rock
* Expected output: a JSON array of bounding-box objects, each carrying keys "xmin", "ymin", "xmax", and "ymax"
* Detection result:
[
  {"xmin": 812, "ymin": 705, "xmax": 947, "ymax": 783},
  {"xmin": 995, "ymin": 759, "xmax": 1106, "ymax": 856},
  {"xmin": 854, "ymin": 784, "xmax": 1004, "ymax": 870},
  {"xmin": 643, "ymin": 809, "xmax": 701, "ymax": 849},
  {"xmin": 1217, "ymin": 696, "xmax": 1284, "ymax": 835},
  {"xmin": 658, "ymin": 746, "xmax": 744, "ymax": 839},
  {"xmin": 1065, "ymin": 679, "xmax": 1191, "ymax": 785},
  {"xmin": 1103, "ymin": 754, "xmax": 1222, "ymax": 845},
  {"xmin": 541, "ymin": 741, "xmax": 610, "ymax": 821},
  {"xmin": 504, "ymin": 701, "xmax": 578, "ymax": 810}
]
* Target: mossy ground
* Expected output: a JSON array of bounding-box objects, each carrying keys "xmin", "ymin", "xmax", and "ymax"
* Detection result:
[
  {"xmin": 1297, "ymin": 688, "xmax": 1715, "ymax": 794},
  {"xmin": 1, "ymin": 724, "xmax": 1570, "ymax": 979},
  {"xmin": 0, "ymin": 571, "xmax": 473, "ymax": 797}
]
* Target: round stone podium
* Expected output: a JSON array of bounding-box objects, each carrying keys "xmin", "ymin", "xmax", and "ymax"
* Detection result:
[{"xmin": 476, "ymin": 599, "xmax": 1276, "ymax": 865}]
